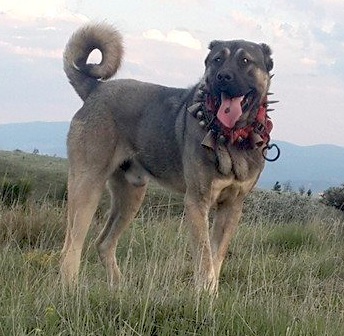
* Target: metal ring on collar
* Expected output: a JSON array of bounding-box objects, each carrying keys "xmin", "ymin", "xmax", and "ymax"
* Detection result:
[{"xmin": 263, "ymin": 143, "xmax": 280, "ymax": 162}]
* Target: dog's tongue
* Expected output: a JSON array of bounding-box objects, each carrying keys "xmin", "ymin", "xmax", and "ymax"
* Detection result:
[{"xmin": 217, "ymin": 94, "xmax": 244, "ymax": 129}]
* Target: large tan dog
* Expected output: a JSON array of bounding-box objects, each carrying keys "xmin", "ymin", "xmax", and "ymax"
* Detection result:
[{"xmin": 60, "ymin": 23, "xmax": 275, "ymax": 293}]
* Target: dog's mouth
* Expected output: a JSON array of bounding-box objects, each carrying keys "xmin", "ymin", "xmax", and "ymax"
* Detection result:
[{"xmin": 217, "ymin": 91, "xmax": 253, "ymax": 129}]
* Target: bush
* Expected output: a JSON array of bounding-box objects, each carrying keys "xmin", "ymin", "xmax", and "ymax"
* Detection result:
[
  {"xmin": 243, "ymin": 189, "xmax": 342, "ymax": 224},
  {"xmin": 1, "ymin": 177, "xmax": 32, "ymax": 207},
  {"xmin": 0, "ymin": 202, "xmax": 66, "ymax": 249},
  {"xmin": 321, "ymin": 184, "xmax": 344, "ymax": 211}
]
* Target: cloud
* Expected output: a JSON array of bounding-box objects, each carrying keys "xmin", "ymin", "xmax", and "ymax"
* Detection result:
[
  {"xmin": 0, "ymin": 2, "xmax": 88, "ymax": 61},
  {"xmin": 0, "ymin": 0, "xmax": 88, "ymax": 22},
  {"xmin": 0, "ymin": 40, "xmax": 62, "ymax": 59},
  {"xmin": 118, "ymin": 32, "xmax": 205, "ymax": 87},
  {"xmin": 0, "ymin": 0, "xmax": 62, "ymax": 18},
  {"xmin": 300, "ymin": 57, "xmax": 317, "ymax": 67},
  {"xmin": 143, "ymin": 29, "xmax": 202, "ymax": 50}
]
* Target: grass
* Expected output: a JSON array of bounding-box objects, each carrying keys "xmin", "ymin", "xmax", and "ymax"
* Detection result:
[
  {"xmin": 1, "ymin": 150, "xmax": 344, "ymax": 335},
  {"xmin": 0, "ymin": 150, "xmax": 67, "ymax": 201},
  {"xmin": 0, "ymin": 199, "xmax": 343, "ymax": 335}
]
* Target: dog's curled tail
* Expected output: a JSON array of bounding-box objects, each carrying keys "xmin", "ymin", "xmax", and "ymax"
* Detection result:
[{"xmin": 63, "ymin": 23, "xmax": 123, "ymax": 101}]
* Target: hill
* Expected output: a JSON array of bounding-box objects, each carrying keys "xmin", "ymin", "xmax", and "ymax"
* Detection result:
[
  {"xmin": 0, "ymin": 122, "xmax": 69, "ymax": 157},
  {"xmin": 261, "ymin": 141, "xmax": 344, "ymax": 193},
  {"xmin": 0, "ymin": 150, "xmax": 67, "ymax": 201},
  {"xmin": 1, "ymin": 122, "xmax": 343, "ymax": 193}
]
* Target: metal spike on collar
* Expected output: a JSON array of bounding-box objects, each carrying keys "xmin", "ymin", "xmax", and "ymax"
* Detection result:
[
  {"xmin": 196, "ymin": 89, "xmax": 205, "ymax": 100},
  {"xmin": 198, "ymin": 83, "xmax": 206, "ymax": 90},
  {"xmin": 187, "ymin": 102, "xmax": 203, "ymax": 115},
  {"xmin": 266, "ymin": 108, "xmax": 275, "ymax": 112},
  {"xmin": 196, "ymin": 111, "xmax": 204, "ymax": 120},
  {"xmin": 218, "ymin": 134, "xmax": 226, "ymax": 144},
  {"xmin": 199, "ymin": 120, "xmax": 206, "ymax": 128},
  {"xmin": 267, "ymin": 92, "xmax": 274, "ymax": 95},
  {"xmin": 267, "ymin": 100, "xmax": 279, "ymax": 104}
]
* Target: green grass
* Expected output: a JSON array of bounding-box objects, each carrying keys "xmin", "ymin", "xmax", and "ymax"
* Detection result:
[
  {"xmin": 0, "ymin": 200, "xmax": 343, "ymax": 335},
  {"xmin": 0, "ymin": 150, "xmax": 67, "ymax": 202},
  {"xmin": 1, "ymin": 150, "xmax": 344, "ymax": 335}
]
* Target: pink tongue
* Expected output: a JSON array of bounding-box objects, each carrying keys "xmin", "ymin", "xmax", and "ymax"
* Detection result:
[{"xmin": 217, "ymin": 94, "xmax": 244, "ymax": 129}]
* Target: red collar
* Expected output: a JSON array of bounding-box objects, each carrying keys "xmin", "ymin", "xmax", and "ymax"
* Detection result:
[
  {"xmin": 204, "ymin": 94, "xmax": 273, "ymax": 148},
  {"xmin": 187, "ymin": 85, "xmax": 278, "ymax": 154}
]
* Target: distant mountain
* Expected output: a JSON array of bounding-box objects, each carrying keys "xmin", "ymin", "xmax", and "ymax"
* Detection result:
[
  {"xmin": 260, "ymin": 141, "xmax": 344, "ymax": 193},
  {"xmin": 0, "ymin": 122, "xmax": 343, "ymax": 193},
  {"xmin": 0, "ymin": 121, "xmax": 69, "ymax": 158}
]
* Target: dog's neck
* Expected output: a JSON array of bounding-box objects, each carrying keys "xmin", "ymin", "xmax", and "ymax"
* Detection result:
[{"xmin": 187, "ymin": 84, "xmax": 275, "ymax": 151}]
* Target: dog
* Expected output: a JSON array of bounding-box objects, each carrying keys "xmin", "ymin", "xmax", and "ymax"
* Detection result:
[{"xmin": 60, "ymin": 23, "xmax": 275, "ymax": 293}]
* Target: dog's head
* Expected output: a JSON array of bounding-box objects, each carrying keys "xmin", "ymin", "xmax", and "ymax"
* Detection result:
[{"xmin": 203, "ymin": 40, "xmax": 273, "ymax": 128}]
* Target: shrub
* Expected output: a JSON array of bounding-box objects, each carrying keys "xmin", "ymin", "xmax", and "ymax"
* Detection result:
[
  {"xmin": 1, "ymin": 177, "xmax": 32, "ymax": 207},
  {"xmin": 321, "ymin": 184, "xmax": 344, "ymax": 211},
  {"xmin": 243, "ymin": 189, "xmax": 342, "ymax": 224},
  {"xmin": 0, "ymin": 202, "xmax": 66, "ymax": 249},
  {"xmin": 55, "ymin": 181, "xmax": 68, "ymax": 205}
]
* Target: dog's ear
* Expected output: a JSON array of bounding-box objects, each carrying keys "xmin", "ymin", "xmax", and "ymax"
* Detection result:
[
  {"xmin": 260, "ymin": 43, "xmax": 274, "ymax": 72},
  {"xmin": 208, "ymin": 40, "xmax": 223, "ymax": 50},
  {"xmin": 206, "ymin": 40, "xmax": 221, "ymax": 65}
]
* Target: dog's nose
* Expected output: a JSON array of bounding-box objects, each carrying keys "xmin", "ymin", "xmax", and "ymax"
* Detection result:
[{"xmin": 216, "ymin": 71, "xmax": 234, "ymax": 83}]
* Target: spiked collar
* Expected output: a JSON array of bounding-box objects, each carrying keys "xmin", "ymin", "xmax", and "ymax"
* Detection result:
[{"xmin": 187, "ymin": 84, "xmax": 280, "ymax": 161}]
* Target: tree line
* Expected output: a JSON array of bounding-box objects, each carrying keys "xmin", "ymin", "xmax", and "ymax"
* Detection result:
[{"xmin": 272, "ymin": 181, "xmax": 344, "ymax": 212}]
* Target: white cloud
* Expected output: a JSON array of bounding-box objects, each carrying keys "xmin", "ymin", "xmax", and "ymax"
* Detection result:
[
  {"xmin": 300, "ymin": 57, "xmax": 317, "ymax": 67},
  {"xmin": 0, "ymin": 1, "xmax": 88, "ymax": 62},
  {"xmin": 143, "ymin": 29, "xmax": 202, "ymax": 50},
  {"xmin": 0, "ymin": 0, "xmax": 88, "ymax": 23},
  {"xmin": 321, "ymin": 20, "xmax": 335, "ymax": 34},
  {"xmin": 1, "ymin": 0, "xmax": 62, "ymax": 19},
  {"xmin": 0, "ymin": 40, "xmax": 62, "ymax": 59},
  {"xmin": 119, "ymin": 32, "xmax": 205, "ymax": 87},
  {"xmin": 229, "ymin": 10, "xmax": 262, "ymax": 33}
]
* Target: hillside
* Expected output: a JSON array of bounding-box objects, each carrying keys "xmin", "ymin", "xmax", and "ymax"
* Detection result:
[
  {"xmin": 0, "ymin": 150, "xmax": 181, "ymax": 212},
  {"xmin": 0, "ymin": 150, "xmax": 67, "ymax": 201},
  {"xmin": 1, "ymin": 122, "xmax": 344, "ymax": 193}
]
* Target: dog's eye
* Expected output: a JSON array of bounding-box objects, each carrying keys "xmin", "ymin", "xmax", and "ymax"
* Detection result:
[
  {"xmin": 241, "ymin": 57, "xmax": 250, "ymax": 66},
  {"xmin": 214, "ymin": 56, "xmax": 222, "ymax": 63}
]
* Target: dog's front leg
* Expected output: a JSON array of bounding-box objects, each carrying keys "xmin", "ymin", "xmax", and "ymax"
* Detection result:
[
  {"xmin": 184, "ymin": 193, "xmax": 217, "ymax": 293},
  {"xmin": 211, "ymin": 196, "xmax": 244, "ymax": 280}
]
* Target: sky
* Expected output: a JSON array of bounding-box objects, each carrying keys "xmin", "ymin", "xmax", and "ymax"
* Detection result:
[{"xmin": 1, "ymin": 0, "xmax": 344, "ymax": 147}]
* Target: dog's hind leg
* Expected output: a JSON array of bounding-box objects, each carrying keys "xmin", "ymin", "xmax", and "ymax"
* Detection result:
[
  {"xmin": 96, "ymin": 169, "xmax": 147, "ymax": 288},
  {"xmin": 60, "ymin": 113, "xmax": 119, "ymax": 288},
  {"xmin": 60, "ymin": 171, "xmax": 106, "ymax": 287}
]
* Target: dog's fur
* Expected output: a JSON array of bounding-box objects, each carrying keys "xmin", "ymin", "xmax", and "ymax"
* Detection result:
[{"xmin": 60, "ymin": 23, "xmax": 274, "ymax": 293}]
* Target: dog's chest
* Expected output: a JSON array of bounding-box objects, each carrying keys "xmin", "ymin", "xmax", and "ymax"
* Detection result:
[
  {"xmin": 214, "ymin": 143, "xmax": 264, "ymax": 181},
  {"xmin": 210, "ymin": 174, "xmax": 257, "ymax": 205}
]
